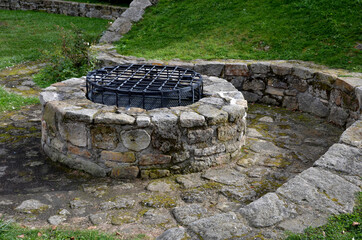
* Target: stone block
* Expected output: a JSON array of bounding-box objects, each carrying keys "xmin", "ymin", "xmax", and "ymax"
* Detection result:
[
  {"xmin": 243, "ymin": 79, "xmax": 265, "ymax": 91},
  {"xmin": 193, "ymin": 61, "xmax": 225, "ymax": 77},
  {"xmin": 172, "ymin": 204, "xmax": 208, "ymax": 226},
  {"xmin": 180, "ymin": 112, "xmax": 206, "ymax": 127},
  {"xmin": 108, "ymin": 16, "xmax": 132, "ymax": 34},
  {"xmin": 59, "ymin": 122, "xmax": 87, "ymax": 147},
  {"xmin": 194, "ymin": 144, "xmax": 225, "ymax": 156},
  {"xmin": 187, "ymin": 128, "xmax": 214, "ymax": 144},
  {"xmin": 355, "ymin": 86, "xmax": 362, "ymax": 111},
  {"xmin": 315, "ymin": 71, "xmax": 337, "ymax": 84},
  {"xmin": 121, "ymin": 129, "xmax": 151, "ymax": 151},
  {"xmin": 121, "ymin": 7, "xmax": 145, "ymax": 22},
  {"xmin": 111, "ymin": 166, "xmax": 139, "ymax": 179},
  {"xmin": 64, "ymin": 108, "xmax": 98, "ymax": 123},
  {"xmin": 241, "ymin": 91, "xmax": 261, "ymax": 102},
  {"xmin": 287, "ymin": 76, "xmax": 308, "ymax": 92},
  {"xmin": 217, "ymin": 124, "xmax": 238, "ymax": 141},
  {"xmin": 239, "ymin": 193, "xmax": 296, "ymax": 227},
  {"xmin": 339, "ymin": 120, "xmax": 362, "ymax": 148},
  {"xmin": 91, "ymin": 125, "xmax": 118, "ymax": 150},
  {"xmin": 271, "ymin": 63, "xmax": 293, "ymax": 76},
  {"xmin": 292, "ymin": 66, "xmax": 314, "ymax": 79},
  {"xmin": 224, "ymin": 63, "xmax": 249, "ymax": 77},
  {"xmin": 197, "ymin": 105, "xmax": 228, "ymax": 125},
  {"xmin": 282, "ymin": 96, "xmax": 298, "ymax": 110},
  {"xmin": 136, "ymin": 115, "xmax": 151, "ymax": 127},
  {"xmin": 94, "ymin": 112, "xmax": 135, "ymax": 125},
  {"xmin": 130, "ymin": 0, "xmax": 152, "ymax": 9},
  {"xmin": 265, "ymin": 86, "xmax": 285, "ymax": 96},
  {"xmin": 151, "ymin": 112, "xmax": 179, "ymax": 139},
  {"xmin": 250, "ymin": 62, "xmax": 270, "ymax": 74},
  {"xmin": 141, "ymin": 169, "xmax": 170, "ymax": 179},
  {"xmin": 328, "ymin": 105, "xmax": 349, "ymax": 126},
  {"xmin": 156, "ymin": 227, "xmax": 187, "ymax": 240},
  {"xmin": 139, "ymin": 154, "xmax": 172, "ymax": 165},
  {"xmin": 68, "ymin": 145, "xmax": 91, "ymax": 158},
  {"xmin": 101, "ymin": 151, "xmax": 136, "ymax": 163},
  {"xmin": 221, "ymin": 104, "xmax": 245, "ymax": 122},
  {"xmin": 297, "ymin": 92, "xmax": 329, "ymax": 117},
  {"xmin": 172, "ymin": 151, "xmax": 190, "ymax": 163},
  {"xmin": 39, "ymin": 91, "xmax": 61, "ymax": 106},
  {"xmin": 314, "ymin": 143, "xmax": 362, "ymax": 175}
]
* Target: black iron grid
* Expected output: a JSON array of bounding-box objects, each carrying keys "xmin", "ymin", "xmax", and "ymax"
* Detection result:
[{"xmin": 86, "ymin": 64, "xmax": 203, "ymax": 110}]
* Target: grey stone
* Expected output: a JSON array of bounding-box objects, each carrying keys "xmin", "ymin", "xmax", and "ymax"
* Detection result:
[
  {"xmin": 204, "ymin": 83, "xmax": 237, "ymax": 96},
  {"xmin": 278, "ymin": 212, "xmax": 329, "ymax": 233},
  {"xmin": 100, "ymin": 201, "xmax": 116, "ymax": 210},
  {"xmin": 247, "ymin": 128, "xmax": 263, "ymax": 138},
  {"xmin": 64, "ymin": 108, "xmax": 98, "ymax": 123},
  {"xmin": 339, "ymin": 120, "xmax": 362, "ymax": 148},
  {"xmin": 172, "ymin": 204, "xmax": 208, "ymax": 226},
  {"xmin": 293, "ymin": 67, "xmax": 314, "ymax": 79},
  {"xmin": 58, "ymin": 209, "xmax": 70, "ymax": 215},
  {"xmin": 356, "ymin": 86, "xmax": 362, "ymax": 111},
  {"xmin": 180, "ymin": 112, "xmax": 206, "ymax": 127},
  {"xmin": 328, "ymin": 106, "xmax": 349, "ymax": 126},
  {"xmin": 239, "ymin": 193, "xmax": 296, "ymax": 227},
  {"xmin": 113, "ymin": 197, "xmax": 136, "ymax": 209},
  {"xmin": 194, "ymin": 62, "xmax": 225, "ymax": 76},
  {"xmin": 94, "ymin": 112, "xmax": 135, "ymax": 124},
  {"xmin": 202, "ymin": 168, "xmax": 247, "ymax": 186},
  {"xmin": 258, "ymin": 116, "xmax": 273, "ymax": 122},
  {"xmin": 151, "ymin": 112, "xmax": 179, "ymax": 139},
  {"xmin": 89, "ymin": 212, "xmax": 107, "ymax": 225},
  {"xmin": 199, "ymin": 97, "xmax": 226, "ymax": 108},
  {"xmin": 156, "ymin": 227, "xmax": 187, "ymax": 240},
  {"xmin": 48, "ymin": 215, "xmax": 66, "ymax": 225},
  {"xmin": 277, "ymin": 167, "xmax": 360, "ymax": 214},
  {"xmin": 197, "ymin": 105, "xmax": 228, "ymax": 125},
  {"xmin": 121, "ymin": 129, "xmax": 151, "ymax": 151},
  {"xmin": 249, "ymin": 140, "xmax": 281, "ymax": 154},
  {"xmin": 314, "ymin": 143, "xmax": 361, "ymax": 175},
  {"xmin": 194, "ymin": 144, "xmax": 225, "ymax": 156},
  {"xmin": 297, "ymin": 92, "xmax": 329, "ymax": 117},
  {"xmin": 99, "ymin": 31, "xmax": 123, "ymax": 43},
  {"xmin": 15, "ymin": 199, "xmax": 50, "ymax": 214},
  {"xmin": 136, "ymin": 115, "xmax": 151, "ymax": 127},
  {"xmin": 176, "ymin": 173, "xmax": 204, "ymax": 189},
  {"xmin": 70, "ymin": 199, "xmax": 91, "ymax": 209},
  {"xmin": 187, "ymin": 128, "xmax": 214, "ymax": 144},
  {"xmin": 188, "ymin": 212, "xmax": 251, "ymax": 240},
  {"xmin": 260, "ymin": 95, "xmax": 279, "ymax": 105},
  {"xmin": 271, "ymin": 63, "xmax": 292, "ymax": 76},
  {"xmin": 59, "ymin": 154, "xmax": 106, "ymax": 177},
  {"xmin": 59, "ymin": 122, "xmax": 87, "ymax": 147},
  {"xmin": 265, "ymin": 86, "xmax": 284, "ymax": 96},
  {"xmin": 241, "ymin": 91, "xmax": 261, "ymax": 102},
  {"xmin": 108, "ymin": 17, "xmax": 132, "ymax": 34},
  {"xmin": 121, "ymin": 7, "xmax": 145, "ymax": 22},
  {"xmin": 147, "ymin": 181, "xmax": 173, "ymax": 192},
  {"xmin": 243, "ymin": 79, "xmax": 265, "ymax": 91},
  {"xmin": 130, "ymin": 0, "xmax": 152, "ymax": 9},
  {"xmin": 39, "ymin": 91, "xmax": 61, "ymax": 106},
  {"xmin": 142, "ymin": 209, "xmax": 173, "ymax": 225},
  {"xmin": 224, "ymin": 63, "xmax": 249, "ymax": 76},
  {"xmin": 250, "ymin": 62, "xmax": 271, "ymax": 74},
  {"xmin": 221, "ymin": 104, "xmax": 245, "ymax": 122},
  {"xmin": 282, "ymin": 96, "xmax": 298, "ymax": 110},
  {"xmin": 220, "ymin": 186, "xmax": 256, "ymax": 203}
]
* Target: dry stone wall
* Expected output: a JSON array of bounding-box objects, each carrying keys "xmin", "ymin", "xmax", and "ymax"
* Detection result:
[
  {"xmin": 40, "ymin": 76, "xmax": 247, "ymax": 179},
  {"xmin": 0, "ymin": 0, "xmax": 127, "ymax": 20}
]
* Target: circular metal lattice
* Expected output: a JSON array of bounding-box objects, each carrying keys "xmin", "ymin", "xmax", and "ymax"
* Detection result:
[{"xmin": 86, "ymin": 64, "xmax": 203, "ymax": 110}]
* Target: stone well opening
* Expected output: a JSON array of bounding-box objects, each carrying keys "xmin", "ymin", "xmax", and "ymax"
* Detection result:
[{"xmin": 40, "ymin": 65, "xmax": 247, "ymax": 179}]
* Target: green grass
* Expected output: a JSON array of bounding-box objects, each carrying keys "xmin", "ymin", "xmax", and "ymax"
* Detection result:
[
  {"xmin": 0, "ymin": 10, "xmax": 109, "ymax": 70},
  {"xmin": 116, "ymin": 0, "xmax": 362, "ymax": 71},
  {"xmin": 0, "ymin": 87, "xmax": 39, "ymax": 112},
  {"xmin": 0, "ymin": 220, "xmax": 147, "ymax": 239},
  {"xmin": 62, "ymin": 0, "xmax": 131, "ymax": 7},
  {"xmin": 286, "ymin": 192, "xmax": 362, "ymax": 240}
]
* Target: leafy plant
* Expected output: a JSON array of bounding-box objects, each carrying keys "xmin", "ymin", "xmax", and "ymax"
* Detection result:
[{"xmin": 33, "ymin": 25, "xmax": 98, "ymax": 88}]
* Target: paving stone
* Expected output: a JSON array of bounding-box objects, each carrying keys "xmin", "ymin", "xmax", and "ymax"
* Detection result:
[
  {"xmin": 70, "ymin": 199, "xmax": 91, "ymax": 209},
  {"xmin": 172, "ymin": 204, "xmax": 208, "ymax": 226},
  {"xmin": 188, "ymin": 212, "xmax": 251, "ymax": 240},
  {"xmin": 239, "ymin": 193, "xmax": 296, "ymax": 227},
  {"xmin": 156, "ymin": 227, "xmax": 187, "ymax": 240},
  {"xmin": 48, "ymin": 215, "xmax": 66, "ymax": 225},
  {"xmin": 142, "ymin": 209, "xmax": 173, "ymax": 225},
  {"xmin": 297, "ymin": 92, "xmax": 329, "ymax": 117},
  {"xmin": 89, "ymin": 212, "xmax": 107, "ymax": 225},
  {"xmin": 314, "ymin": 143, "xmax": 362, "ymax": 175},
  {"xmin": 202, "ymin": 168, "xmax": 247, "ymax": 186},
  {"xmin": 176, "ymin": 173, "xmax": 204, "ymax": 189},
  {"xmin": 339, "ymin": 120, "xmax": 362, "ymax": 148},
  {"xmin": 147, "ymin": 181, "xmax": 173, "ymax": 192},
  {"xmin": 278, "ymin": 211, "xmax": 329, "ymax": 233},
  {"xmin": 258, "ymin": 116, "xmax": 273, "ymax": 122},
  {"xmin": 15, "ymin": 199, "xmax": 51, "ymax": 214},
  {"xmin": 247, "ymin": 128, "xmax": 263, "ymax": 138},
  {"xmin": 121, "ymin": 7, "xmax": 145, "ymax": 22},
  {"xmin": 249, "ymin": 140, "xmax": 282, "ymax": 154}
]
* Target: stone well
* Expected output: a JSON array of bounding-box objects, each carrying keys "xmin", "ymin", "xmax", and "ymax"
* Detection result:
[{"xmin": 40, "ymin": 75, "xmax": 247, "ymax": 179}]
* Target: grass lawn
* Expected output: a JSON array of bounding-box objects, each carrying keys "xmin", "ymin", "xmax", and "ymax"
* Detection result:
[
  {"xmin": 116, "ymin": 0, "xmax": 362, "ymax": 72},
  {"xmin": 0, "ymin": 87, "xmax": 39, "ymax": 112},
  {"xmin": 63, "ymin": 0, "xmax": 131, "ymax": 7},
  {"xmin": 0, "ymin": 9, "xmax": 109, "ymax": 70}
]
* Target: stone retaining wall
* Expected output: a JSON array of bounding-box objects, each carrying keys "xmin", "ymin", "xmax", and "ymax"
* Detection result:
[
  {"xmin": 94, "ymin": 46, "xmax": 362, "ymax": 127},
  {"xmin": 39, "ymin": 76, "xmax": 247, "ymax": 179},
  {"xmin": 0, "ymin": 0, "xmax": 127, "ymax": 20}
]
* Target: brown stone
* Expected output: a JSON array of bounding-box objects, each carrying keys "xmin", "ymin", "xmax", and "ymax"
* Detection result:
[
  {"xmin": 110, "ymin": 166, "xmax": 139, "ymax": 179},
  {"xmin": 91, "ymin": 125, "xmax": 118, "ymax": 150},
  {"xmin": 101, "ymin": 151, "xmax": 136, "ymax": 163},
  {"xmin": 141, "ymin": 169, "xmax": 170, "ymax": 179},
  {"xmin": 218, "ymin": 125, "xmax": 238, "ymax": 141},
  {"xmin": 68, "ymin": 145, "xmax": 91, "ymax": 158},
  {"xmin": 224, "ymin": 63, "xmax": 249, "ymax": 77},
  {"xmin": 265, "ymin": 86, "xmax": 285, "ymax": 96},
  {"xmin": 139, "ymin": 154, "xmax": 172, "ymax": 166}
]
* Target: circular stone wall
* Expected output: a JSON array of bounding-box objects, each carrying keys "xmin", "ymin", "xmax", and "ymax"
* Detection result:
[{"xmin": 40, "ymin": 76, "xmax": 247, "ymax": 178}]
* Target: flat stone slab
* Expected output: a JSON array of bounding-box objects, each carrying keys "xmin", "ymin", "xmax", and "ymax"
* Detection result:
[
  {"xmin": 339, "ymin": 120, "xmax": 362, "ymax": 148},
  {"xmin": 172, "ymin": 204, "xmax": 208, "ymax": 226},
  {"xmin": 202, "ymin": 168, "xmax": 247, "ymax": 186}
]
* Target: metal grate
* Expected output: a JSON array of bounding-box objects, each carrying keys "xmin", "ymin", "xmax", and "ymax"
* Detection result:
[{"xmin": 86, "ymin": 64, "xmax": 203, "ymax": 110}]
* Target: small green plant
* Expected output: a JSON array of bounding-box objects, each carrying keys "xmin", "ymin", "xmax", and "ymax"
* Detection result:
[
  {"xmin": 33, "ymin": 25, "xmax": 97, "ymax": 88},
  {"xmin": 285, "ymin": 192, "xmax": 362, "ymax": 239}
]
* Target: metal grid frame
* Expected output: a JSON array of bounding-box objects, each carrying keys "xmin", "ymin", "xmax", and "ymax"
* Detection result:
[{"xmin": 86, "ymin": 64, "xmax": 203, "ymax": 110}]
